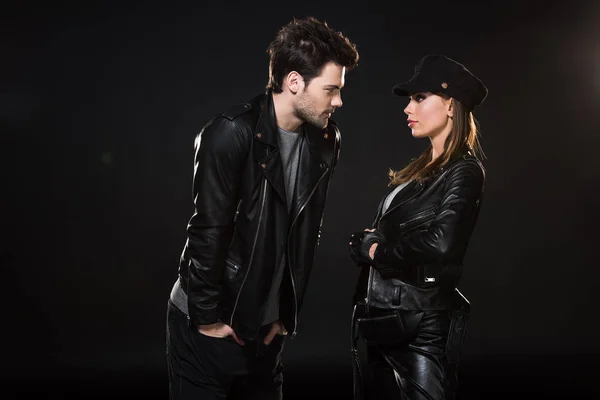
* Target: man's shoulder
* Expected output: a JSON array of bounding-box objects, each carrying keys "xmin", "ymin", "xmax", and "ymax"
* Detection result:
[
  {"xmin": 196, "ymin": 94, "xmax": 264, "ymax": 144},
  {"xmin": 221, "ymin": 102, "xmax": 253, "ymax": 121},
  {"xmin": 220, "ymin": 93, "xmax": 265, "ymax": 123}
]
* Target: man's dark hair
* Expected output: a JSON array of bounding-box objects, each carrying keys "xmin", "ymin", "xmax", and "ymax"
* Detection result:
[{"xmin": 266, "ymin": 17, "xmax": 359, "ymax": 93}]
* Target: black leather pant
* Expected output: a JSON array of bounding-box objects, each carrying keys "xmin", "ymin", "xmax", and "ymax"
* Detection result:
[{"xmin": 352, "ymin": 304, "xmax": 461, "ymax": 400}]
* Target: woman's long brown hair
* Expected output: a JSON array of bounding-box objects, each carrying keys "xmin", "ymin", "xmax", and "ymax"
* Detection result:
[{"xmin": 388, "ymin": 96, "xmax": 484, "ymax": 186}]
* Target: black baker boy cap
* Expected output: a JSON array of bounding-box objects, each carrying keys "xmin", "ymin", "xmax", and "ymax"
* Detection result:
[{"xmin": 392, "ymin": 54, "xmax": 488, "ymax": 112}]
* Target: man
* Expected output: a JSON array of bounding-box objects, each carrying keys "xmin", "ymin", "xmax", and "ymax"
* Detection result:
[{"xmin": 166, "ymin": 17, "xmax": 359, "ymax": 399}]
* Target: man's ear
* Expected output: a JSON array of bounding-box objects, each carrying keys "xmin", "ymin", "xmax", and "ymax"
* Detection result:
[{"xmin": 286, "ymin": 71, "xmax": 304, "ymax": 94}]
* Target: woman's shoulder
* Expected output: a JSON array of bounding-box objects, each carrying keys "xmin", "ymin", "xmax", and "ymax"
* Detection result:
[
  {"xmin": 442, "ymin": 151, "xmax": 484, "ymax": 175},
  {"xmin": 441, "ymin": 157, "xmax": 485, "ymax": 196}
]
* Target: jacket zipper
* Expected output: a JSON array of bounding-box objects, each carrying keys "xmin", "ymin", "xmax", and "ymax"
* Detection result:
[
  {"xmin": 225, "ymin": 259, "xmax": 240, "ymax": 270},
  {"xmin": 398, "ymin": 208, "xmax": 436, "ymax": 230},
  {"xmin": 286, "ymin": 167, "xmax": 330, "ymax": 338},
  {"xmin": 229, "ymin": 178, "xmax": 267, "ymax": 326}
]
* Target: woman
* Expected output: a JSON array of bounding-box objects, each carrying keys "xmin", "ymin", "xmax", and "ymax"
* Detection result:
[{"xmin": 349, "ymin": 54, "xmax": 488, "ymax": 400}]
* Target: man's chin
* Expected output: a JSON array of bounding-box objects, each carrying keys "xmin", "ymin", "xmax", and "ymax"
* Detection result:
[{"xmin": 305, "ymin": 118, "xmax": 328, "ymax": 129}]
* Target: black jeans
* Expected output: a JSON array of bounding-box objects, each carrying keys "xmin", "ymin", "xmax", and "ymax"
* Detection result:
[
  {"xmin": 166, "ymin": 301, "xmax": 285, "ymax": 400},
  {"xmin": 355, "ymin": 306, "xmax": 458, "ymax": 400}
]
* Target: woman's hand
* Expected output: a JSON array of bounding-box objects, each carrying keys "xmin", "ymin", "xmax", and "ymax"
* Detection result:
[
  {"xmin": 364, "ymin": 228, "xmax": 378, "ymax": 259},
  {"xmin": 369, "ymin": 243, "xmax": 378, "ymax": 260},
  {"xmin": 349, "ymin": 229, "xmax": 386, "ymax": 266}
]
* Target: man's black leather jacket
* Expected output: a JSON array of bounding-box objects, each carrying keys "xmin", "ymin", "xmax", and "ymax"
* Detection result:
[
  {"xmin": 354, "ymin": 152, "xmax": 485, "ymax": 310},
  {"xmin": 178, "ymin": 90, "xmax": 340, "ymax": 339}
]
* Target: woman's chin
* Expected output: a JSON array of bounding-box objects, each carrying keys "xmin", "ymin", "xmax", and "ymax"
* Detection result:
[{"xmin": 411, "ymin": 130, "xmax": 427, "ymax": 139}]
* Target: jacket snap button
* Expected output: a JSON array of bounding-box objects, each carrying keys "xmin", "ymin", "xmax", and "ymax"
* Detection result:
[
  {"xmin": 261, "ymin": 163, "xmax": 266, "ymax": 169},
  {"xmin": 323, "ymin": 133, "xmax": 329, "ymax": 139},
  {"xmin": 257, "ymin": 133, "xmax": 262, "ymax": 139}
]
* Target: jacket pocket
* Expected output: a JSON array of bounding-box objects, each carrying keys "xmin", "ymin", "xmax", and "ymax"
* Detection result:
[
  {"xmin": 398, "ymin": 206, "xmax": 437, "ymax": 234},
  {"xmin": 356, "ymin": 311, "xmax": 406, "ymax": 345},
  {"xmin": 446, "ymin": 308, "xmax": 469, "ymax": 364},
  {"xmin": 224, "ymin": 259, "xmax": 241, "ymax": 281}
]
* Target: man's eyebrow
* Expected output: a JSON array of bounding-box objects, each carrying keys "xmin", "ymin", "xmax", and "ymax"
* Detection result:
[{"xmin": 323, "ymin": 84, "xmax": 341, "ymax": 89}]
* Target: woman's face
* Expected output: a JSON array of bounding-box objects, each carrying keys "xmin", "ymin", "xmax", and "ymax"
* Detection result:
[{"xmin": 404, "ymin": 92, "xmax": 452, "ymax": 139}]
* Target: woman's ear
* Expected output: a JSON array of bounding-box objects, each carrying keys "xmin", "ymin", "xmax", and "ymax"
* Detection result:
[{"xmin": 446, "ymin": 98, "xmax": 454, "ymax": 118}]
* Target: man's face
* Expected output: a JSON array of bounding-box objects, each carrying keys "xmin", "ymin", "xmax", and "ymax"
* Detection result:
[{"xmin": 294, "ymin": 61, "xmax": 345, "ymax": 128}]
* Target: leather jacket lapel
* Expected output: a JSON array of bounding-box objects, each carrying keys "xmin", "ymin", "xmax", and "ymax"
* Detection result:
[
  {"xmin": 254, "ymin": 92, "xmax": 287, "ymax": 205},
  {"xmin": 290, "ymin": 123, "xmax": 330, "ymax": 220},
  {"xmin": 378, "ymin": 180, "xmax": 424, "ymax": 222}
]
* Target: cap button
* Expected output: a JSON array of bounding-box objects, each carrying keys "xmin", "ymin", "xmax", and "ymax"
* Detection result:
[{"xmin": 441, "ymin": 82, "xmax": 448, "ymax": 89}]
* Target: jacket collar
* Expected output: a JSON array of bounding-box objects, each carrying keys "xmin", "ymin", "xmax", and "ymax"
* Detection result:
[
  {"xmin": 252, "ymin": 90, "xmax": 329, "ymax": 150},
  {"xmin": 374, "ymin": 149, "xmax": 478, "ymax": 223},
  {"xmin": 251, "ymin": 90, "xmax": 333, "ymax": 216},
  {"xmin": 253, "ymin": 90, "xmax": 279, "ymax": 148}
]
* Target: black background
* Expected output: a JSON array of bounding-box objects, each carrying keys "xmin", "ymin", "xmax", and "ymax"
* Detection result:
[{"xmin": 3, "ymin": 0, "xmax": 600, "ymax": 398}]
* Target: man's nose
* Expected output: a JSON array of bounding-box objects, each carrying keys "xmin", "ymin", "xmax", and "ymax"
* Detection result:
[{"xmin": 332, "ymin": 94, "xmax": 343, "ymax": 108}]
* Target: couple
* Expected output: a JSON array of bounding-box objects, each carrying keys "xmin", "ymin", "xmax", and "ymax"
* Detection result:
[{"xmin": 166, "ymin": 16, "xmax": 487, "ymax": 400}]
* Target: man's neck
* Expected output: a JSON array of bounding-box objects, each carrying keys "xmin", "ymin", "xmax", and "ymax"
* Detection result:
[{"xmin": 272, "ymin": 92, "xmax": 303, "ymax": 132}]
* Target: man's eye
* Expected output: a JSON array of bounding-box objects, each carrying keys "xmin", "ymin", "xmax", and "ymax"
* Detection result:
[{"xmin": 415, "ymin": 94, "xmax": 426, "ymax": 102}]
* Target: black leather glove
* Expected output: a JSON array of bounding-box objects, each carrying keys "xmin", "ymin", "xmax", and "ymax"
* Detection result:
[{"xmin": 349, "ymin": 230, "xmax": 386, "ymax": 267}]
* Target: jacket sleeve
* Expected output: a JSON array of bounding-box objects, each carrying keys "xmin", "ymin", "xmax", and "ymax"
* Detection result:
[
  {"xmin": 185, "ymin": 116, "xmax": 249, "ymax": 327},
  {"xmin": 373, "ymin": 160, "xmax": 485, "ymax": 269}
]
